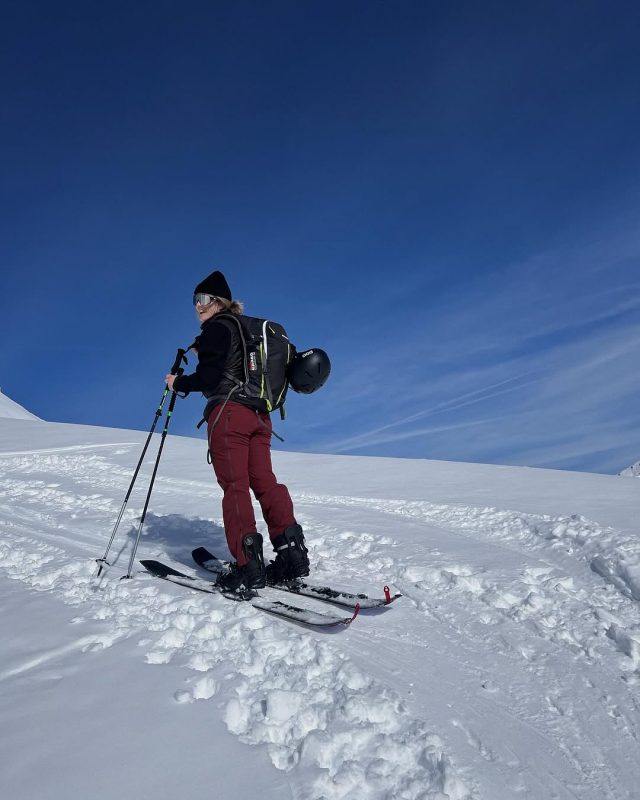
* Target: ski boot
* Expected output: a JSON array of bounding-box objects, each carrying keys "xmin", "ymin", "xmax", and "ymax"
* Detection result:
[
  {"xmin": 215, "ymin": 533, "xmax": 266, "ymax": 591},
  {"xmin": 266, "ymin": 524, "xmax": 310, "ymax": 584}
]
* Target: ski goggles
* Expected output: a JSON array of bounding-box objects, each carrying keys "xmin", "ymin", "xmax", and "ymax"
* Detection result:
[{"xmin": 193, "ymin": 293, "xmax": 219, "ymax": 306}]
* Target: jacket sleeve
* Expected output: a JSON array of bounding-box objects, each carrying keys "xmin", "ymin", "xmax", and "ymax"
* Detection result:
[{"xmin": 173, "ymin": 321, "xmax": 232, "ymax": 395}]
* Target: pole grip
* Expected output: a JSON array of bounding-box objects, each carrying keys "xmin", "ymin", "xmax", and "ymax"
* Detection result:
[{"xmin": 169, "ymin": 348, "xmax": 188, "ymax": 375}]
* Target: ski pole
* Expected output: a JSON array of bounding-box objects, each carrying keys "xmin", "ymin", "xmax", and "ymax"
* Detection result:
[
  {"xmin": 122, "ymin": 380, "xmax": 180, "ymax": 580},
  {"xmin": 95, "ymin": 348, "xmax": 187, "ymax": 577}
]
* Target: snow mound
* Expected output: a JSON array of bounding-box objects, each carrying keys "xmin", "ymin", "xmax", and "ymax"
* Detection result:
[
  {"xmin": 0, "ymin": 389, "xmax": 40, "ymax": 421},
  {"xmin": 619, "ymin": 460, "xmax": 640, "ymax": 477}
]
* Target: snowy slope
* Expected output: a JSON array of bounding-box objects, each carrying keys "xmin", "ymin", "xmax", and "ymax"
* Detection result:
[
  {"xmin": 0, "ymin": 389, "xmax": 40, "ymax": 420},
  {"xmin": 1, "ymin": 416, "xmax": 640, "ymax": 800}
]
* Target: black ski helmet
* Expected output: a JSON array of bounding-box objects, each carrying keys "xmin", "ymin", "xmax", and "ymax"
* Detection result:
[{"xmin": 288, "ymin": 348, "xmax": 331, "ymax": 394}]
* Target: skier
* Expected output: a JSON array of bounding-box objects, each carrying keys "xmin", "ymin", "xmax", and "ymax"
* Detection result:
[{"xmin": 165, "ymin": 269, "xmax": 310, "ymax": 592}]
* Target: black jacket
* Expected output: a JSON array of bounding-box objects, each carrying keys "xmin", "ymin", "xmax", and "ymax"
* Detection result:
[{"xmin": 172, "ymin": 315, "xmax": 241, "ymax": 391}]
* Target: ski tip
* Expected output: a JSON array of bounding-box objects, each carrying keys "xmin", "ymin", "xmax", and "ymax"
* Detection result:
[
  {"xmin": 192, "ymin": 546, "xmax": 219, "ymax": 565},
  {"xmin": 348, "ymin": 603, "xmax": 361, "ymax": 624},
  {"xmin": 383, "ymin": 586, "xmax": 402, "ymax": 605}
]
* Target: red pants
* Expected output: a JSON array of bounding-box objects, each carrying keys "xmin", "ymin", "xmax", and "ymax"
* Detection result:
[{"xmin": 207, "ymin": 402, "xmax": 296, "ymax": 566}]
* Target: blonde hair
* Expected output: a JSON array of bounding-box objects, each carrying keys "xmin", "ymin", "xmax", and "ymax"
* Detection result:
[{"xmin": 215, "ymin": 297, "xmax": 244, "ymax": 315}]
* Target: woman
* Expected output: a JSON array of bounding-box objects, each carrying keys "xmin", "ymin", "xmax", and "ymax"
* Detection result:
[{"xmin": 165, "ymin": 269, "xmax": 309, "ymax": 592}]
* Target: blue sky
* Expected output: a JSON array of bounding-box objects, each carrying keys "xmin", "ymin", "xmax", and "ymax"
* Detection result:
[{"xmin": 2, "ymin": 1, "xmax": 639, "ymax": 474}]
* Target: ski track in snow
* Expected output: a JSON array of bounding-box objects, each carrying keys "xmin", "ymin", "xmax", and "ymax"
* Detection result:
[
  {"xmin": 296, "ymin": 492, "xmax": 640, "ymax": 604},
  {"xmin": 2, "ymin": 443, "xmax": 640, "ymax": 798},
  {"xmin": 304, "ymin": 497, "xmax": 640, "ymax": 799},
  {"xmin": 0, "ymin": 532, "xmax": 467, "ymax": 799},
  {"xmin": 0, "ymin": 447, "xmax": 471, "ymax": 800}
]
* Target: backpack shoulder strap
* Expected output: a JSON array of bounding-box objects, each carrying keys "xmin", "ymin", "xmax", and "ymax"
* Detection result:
[
  {"xmin": 259, "ymin": 319, "xmax": 275, "ymax": 411},
  {"xmin": 213, "ymin": 313, "xmax": 249, "ymax": 386}
]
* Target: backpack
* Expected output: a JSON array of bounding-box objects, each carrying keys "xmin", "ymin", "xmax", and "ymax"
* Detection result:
[{"xmin": 217, "ymin": 313, "xmax": 295, "ymax": 418}]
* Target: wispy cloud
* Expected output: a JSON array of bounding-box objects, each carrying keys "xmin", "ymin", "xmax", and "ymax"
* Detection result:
[
  {"xmin": 324, "ymin": 374, "xmax": 539, "ymax": 453},
  {"xmin": 310, "ymin": 221, "xmax": 640, "ymax": 473}
]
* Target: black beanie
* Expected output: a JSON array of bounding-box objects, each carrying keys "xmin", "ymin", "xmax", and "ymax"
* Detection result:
[{"xmin": 194, "ymin": 270, "xmax": 232, "ymax": 301}]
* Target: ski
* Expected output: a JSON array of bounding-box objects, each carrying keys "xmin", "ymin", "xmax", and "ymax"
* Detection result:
[
  {"xmin": 140, "ymin": 559, "xmax": 358, "ymax": 628},
  {"xmin": 192, "ymin": 546, "xmax": 401, "ymax": 610}
]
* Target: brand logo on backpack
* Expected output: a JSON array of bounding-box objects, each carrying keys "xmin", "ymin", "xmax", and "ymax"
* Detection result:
[{"xmin": 248, "ymin": 351, "xmax": 258, "ymax": 372}]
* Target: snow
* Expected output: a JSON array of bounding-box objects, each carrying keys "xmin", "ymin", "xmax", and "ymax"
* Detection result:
[
  {"xmin": 0, "ymin": 389, "xmax": 40, "ymax": 421},
  {"xmin": 620, "ymin": 460, "xmax": 640, "ymax": 477},
  {"xmin": 1, "ymin": 411, "xmax": 640, "ymax": 800}
]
